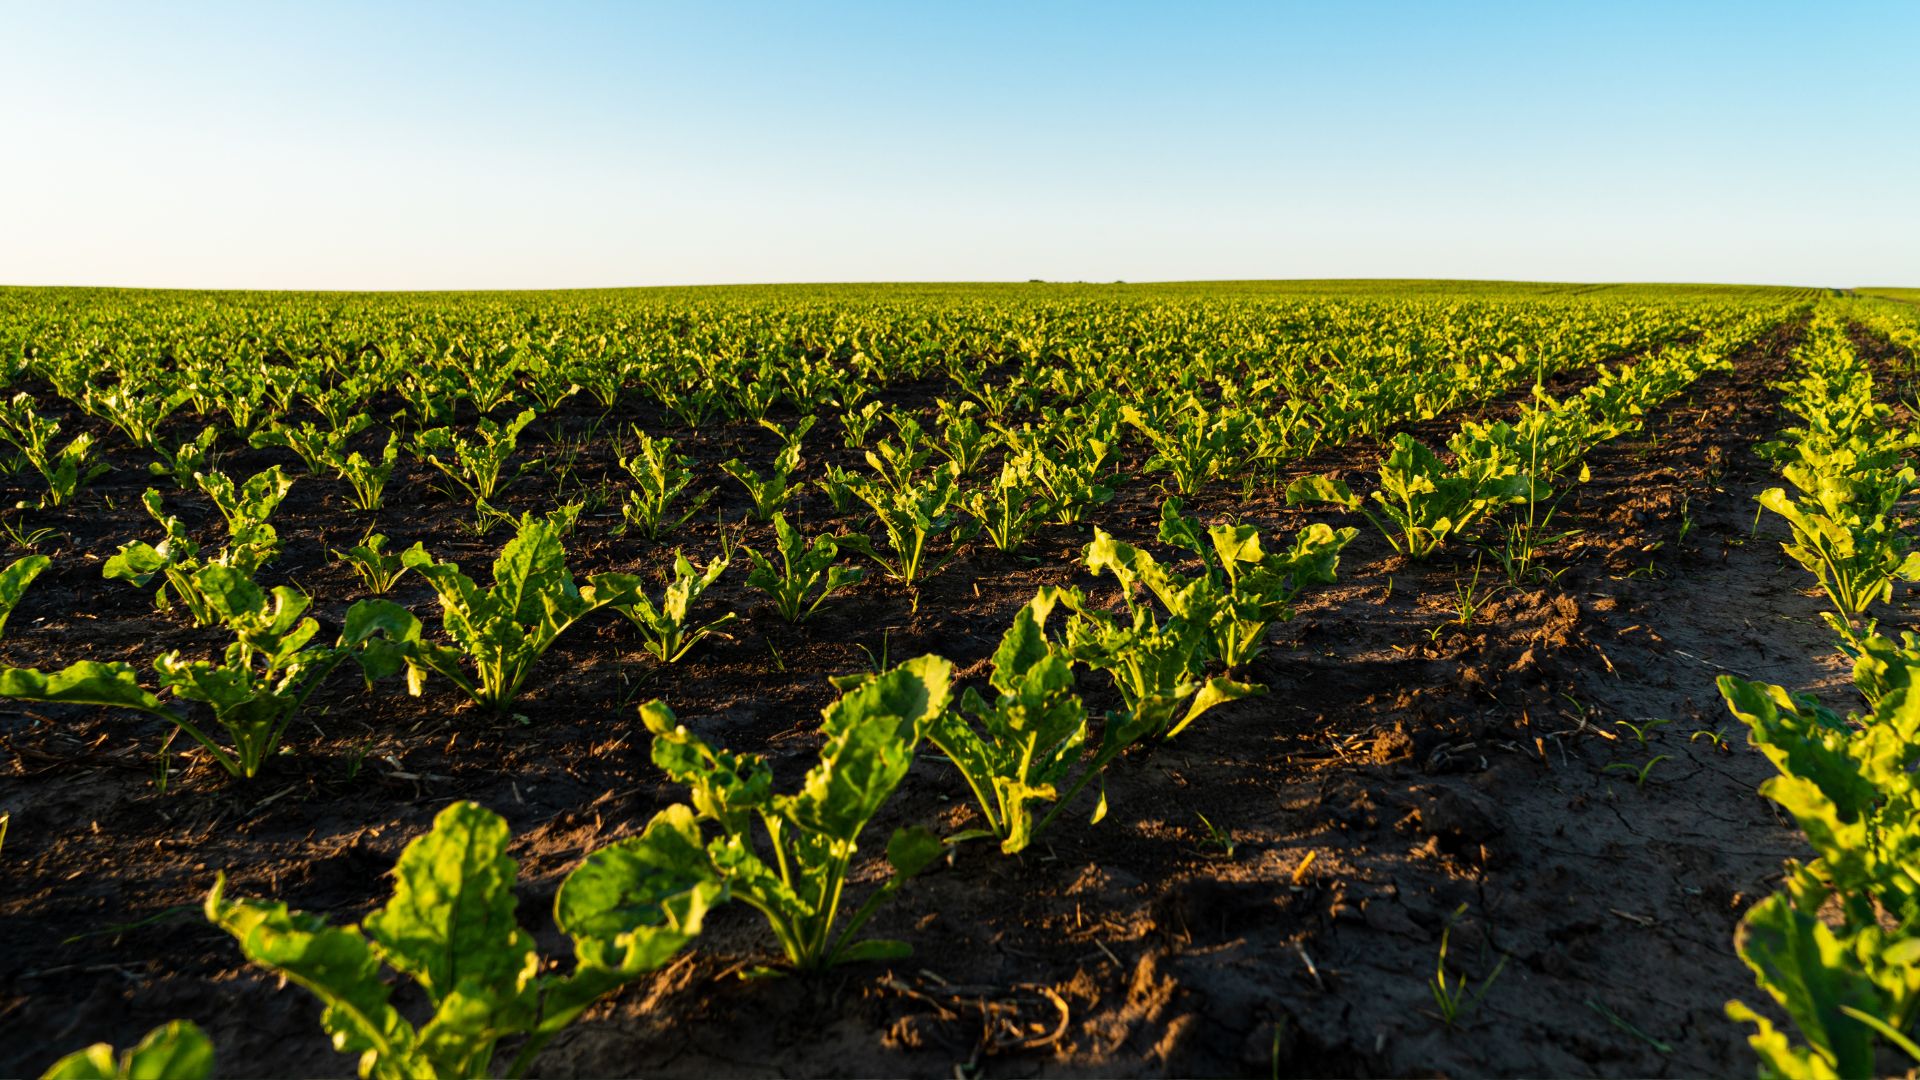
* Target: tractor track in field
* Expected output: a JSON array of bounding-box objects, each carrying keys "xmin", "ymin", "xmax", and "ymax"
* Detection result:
[{"xmin": 0, "ymin": 315, "xmax": 1855, "ymax": 1077}]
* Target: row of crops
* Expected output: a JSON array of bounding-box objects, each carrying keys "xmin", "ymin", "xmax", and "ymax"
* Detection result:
[
  {"xmin": 1718, "ymin": 303, "xmax": 1920, "ymax": 1078},
  {"xmin": 1, "ymin": 283, "xmax": 1905, "ymax": 1076}
]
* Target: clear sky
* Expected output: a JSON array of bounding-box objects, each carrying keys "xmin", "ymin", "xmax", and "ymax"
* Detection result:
[{"xmin": 3, "ymin": 1, "xmax": 1915, "ymax": 290}]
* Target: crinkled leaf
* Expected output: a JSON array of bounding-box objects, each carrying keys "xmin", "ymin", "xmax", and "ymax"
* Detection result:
[
  {"xmin": 204, "ymin": 874, "xmax": 415, "ymax": 1067},
  {"xmin": 362, "ymin": 801, "xmax": 537, "ymax": 1010},
  {"xmin": 1284, "ymin": 473, "xmax": 1361, "ymax": 510},
  {"xmin": 546, "ymin": 804, "xmax": 721, "ymax": 1023},
  {"xmin": 788, "ymin": 655, "xmax": 952, "ymax": 842}
]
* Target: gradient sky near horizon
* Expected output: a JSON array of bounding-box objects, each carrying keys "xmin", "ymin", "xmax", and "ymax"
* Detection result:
[{"xmin": 4, "ymin": 1, "xmax": 1916, "ymax": 291}]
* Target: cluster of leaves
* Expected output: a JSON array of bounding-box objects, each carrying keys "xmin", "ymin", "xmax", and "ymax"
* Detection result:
[
  {"xmin": 1757, "ymin": 313, "xmax": 1920, "ymax": 645},
  {"xmin": 0, "ymin": 392, "xmax": 109, "ymax": 508},
  {"xmin": 205, "ymin": 801, "xmax": 716, "ymax": 1078},
  {"xmin": 1717, "ymin": 308, "xmax": 1920, "ymax": 1076},
  {"xmin": 0, "ymin": 567, "xmax": 412, "ymax": 779},
  {"xmin": 104, "ymin": 473, "xmax": 291, "ymax": 626},
  {"xmin": 398, "ymin": 513, "xmax": 640, "ymax": 711},
  {"xmin": 639, "ymin": 654, "xmax": 953, "ymax": 970}
]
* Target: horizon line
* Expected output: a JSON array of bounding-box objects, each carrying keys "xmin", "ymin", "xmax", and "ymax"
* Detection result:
[{"xmin": 0, "ymin": 276, "xmax": 1893, "ymax": 296}]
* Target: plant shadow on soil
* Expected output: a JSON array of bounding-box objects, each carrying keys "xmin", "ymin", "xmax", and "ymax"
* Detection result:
[{"xmin": 2, "ymin": 317, "xmax": 1901, "ymax": 1077}]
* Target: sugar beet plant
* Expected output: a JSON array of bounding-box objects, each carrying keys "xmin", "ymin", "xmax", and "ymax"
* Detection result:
[
  {"xmin": 838, "ymin": 463, "xmax": 966, "ymax": 586},
  {"xmin": 104, "ymin": 489, "xmax": 283, "ymax": 626},
  {"xmin": 1153, "ymin": 498, "xmax": 1356, "ymax": 668},
  {"xmin": 612, "ymin": 550, "xmax": 736, "ymax": 662},
  {"xmin": 1069, "ymin": 523, "xmax": 1274, "ymax": 739},
  {"xmin": 927, "ymin": 590, "xmax": 1095, "ymax": 854},
  {"xmin": 617, "ymin": 427, "xmax": 711, "ymax": 539},
  {"xmin": 1714, "ymin": 307, "xmax": 1920, "ymax": 1076},
  {"xmin": 206, "ymin": 800, "xmax": 717, "ymax": 1078},
  {"xmin": 638, "ymin": 655, "xmax": 952, "ymax": 970},
  {"xmin": 743, "ymin": 512, "xmax": 864, "ymax": 622},
  {"xmin": 400, "ymin": 513, "xmax": 640, "ymax": 711},
  {"xmin": 0, "ymin": 569, "xmax": 414, "ymax": 779},
  {"xmin": 721, "ymin": 426, "xmax": 806, "ymax": 523},
  {"xmin": 414, "ymin": 407, "xmax": 536, "ymax": 513}
]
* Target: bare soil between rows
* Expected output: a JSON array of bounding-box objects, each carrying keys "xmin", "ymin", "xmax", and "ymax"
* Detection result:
[{"xmin": 2, "ymin": 318, "xmax": 1890, "ymax": 1077}]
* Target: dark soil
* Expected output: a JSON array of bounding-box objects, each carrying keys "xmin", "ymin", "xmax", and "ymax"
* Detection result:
[{"xmin": 0, "ymin": 317, "xmax": 1873, "ymax": 1077}]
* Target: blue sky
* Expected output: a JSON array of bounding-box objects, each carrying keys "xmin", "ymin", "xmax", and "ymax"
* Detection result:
[{"xmin": 3, "ymin": 1, "xmax": 1915, "ymax": 289}]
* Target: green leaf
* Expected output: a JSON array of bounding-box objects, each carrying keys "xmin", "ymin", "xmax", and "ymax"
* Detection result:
[
  {"xmin": 0, "ymin": 661, "xmax": 171, "ymax": 716},
  {"xmin": 885, "ymin": 825, "xmax": 946, "ymax": 879},
  {"xmin": 0, "ymin": 554, "xmax": 49, "ymax": 639},
  {"xmin": 102, "ymin": 542, "xmax": 168, "ymax": 587},
  {"xmin": 338, "ymin": 598, "xmax": 424, "ymax": 686},
  {"xmin": 38, "ymin": 1021, "xmax": 214, "ymax": 1080},
  {"xmin": 831, "ymin": 938, "xmax": 913, "ymax": 964},
  {"xmin": 362, "ymin": 802, "xmax": 537, "ymax": 1010},
  {"xmin": 1284, "ymin": 473, "xmax": 1360, "ymax": 510},
  {"xmin": 641, "ymin": 701, "xmax": 775, "ymax": 829},
  {"xmin": 790, "ymin": 654, "xmax": 953, "ymax": 842},
  {"xmin": 546, "ymin": 804, "xmax": 721, "ymax": 1024},
  {"xmin": 204, "ymin": 874, "xmax": 416, "ymax": 1068}
]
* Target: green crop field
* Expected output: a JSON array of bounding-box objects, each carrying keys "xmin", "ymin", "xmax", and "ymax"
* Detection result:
[{"xmin": 3, "ymin": 280, "xmax": 1918, "ymax": 1077}]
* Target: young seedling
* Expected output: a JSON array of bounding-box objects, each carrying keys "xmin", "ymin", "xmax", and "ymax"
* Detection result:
[
  {"xmin": 926, "ymin": 590, "xmax": 1089, "ymax": 854},
  {"xmin": 104, "ymin": 491, "xmax": 282, "ymax": 626},
  {"xmin": 1427, "ymin": 904, "xmax": 1508, "ymax": 1028},
  {"xmin": 616, "ymin": 427, "xmax": 711, "ymax": 540},
  {"xmin": 720, "ymin": 441, "xmax": 801, "ymax": 524},
  {"xmin": 330, "ymin": 433, "xmax": 403, "ymax": 512},
  {"xmin": 1287, "ymin": 433, "xmax": 1526, "ymax": 561},
  {"xmin": 1689, "ymin": 726, "xmax": 1732, "ymax": 751},
  {"xmin": 816, "ymin": 463, "xmax": 859, "ymax": 514},
  {"xmin": 414, "ymin": 408, "xmax": 535, "ymax": 508},
  {"xmin": 837, "ymin": 465, "xmax": 967, "ymax": 587},
  {"xmin": 1603, "ymin": 754, "xmax": 1669, "ymax": 788},
  {"xmin": 0, "ymin": 519, "xmax": 61, "ymax": 552},
  {"xmin": 1612, "ymin": 718, "xmax": 1671, "ymax": 747},
  {"xmin": 149, "ymin": 425, "xmax": 221, "ymax": 489},
  {"xmin": 743, "ymin": 513, "xmax": 863, "ymax": 623},
  {"xmin": 1452, "ymin": 559, "xmax": 1493, "ymax": 628},
  {"xmin": 612, "ymin": 552, "xmax": 737, "ymax": 663},
  {"xmin": 249, "ymin": 414, "xmax": 374, "ymax": 474},
  {"xmin": 194, "ymin": 465, "xmax": 296, "ymax": 540},
  {"xmin": 331, "ymin": 533, "xmax": 423, "ymax": 594},
  {"xmin": 839, "ymin": 400, "xmax": 886, "ymax": 448},
  {"xmin": 958, "ymin": 458, "xmax": 1050, "ymax": 553},
  {"xmin": 1194, "ymin": 813, "xmax": 1237, "ymax": 858}
]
